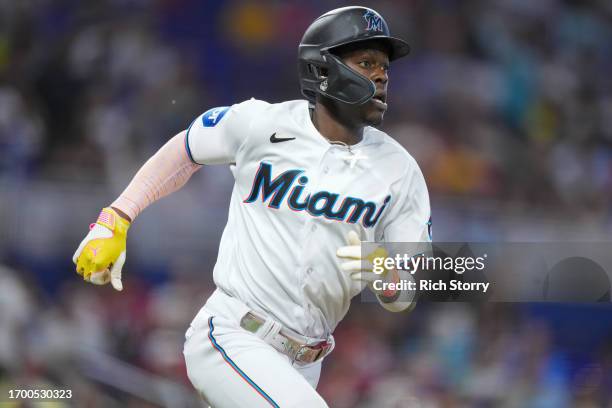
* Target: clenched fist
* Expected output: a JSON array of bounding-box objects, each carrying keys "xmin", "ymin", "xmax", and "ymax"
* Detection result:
[
  {"xmin": 72, "ymin": 207, "xmax": 130, "ymax": 291},
  {"xmin": 336, "ymin": 231, "xmax": 418, "ymax": 312}
]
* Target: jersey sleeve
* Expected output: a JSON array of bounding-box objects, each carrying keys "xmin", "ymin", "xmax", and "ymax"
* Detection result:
[
  {"xmin": 382, "ymin": 161, "xmax": 432, "ymax": 243},
  {"xmin": 185, "ymin": 98, "xmax": 267, "ymax": 165}
]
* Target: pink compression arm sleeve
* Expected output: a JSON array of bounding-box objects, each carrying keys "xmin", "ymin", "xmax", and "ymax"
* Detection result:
[{"xmin": 111, "ymin": 132, "xmax": 202, "ymax": 220}]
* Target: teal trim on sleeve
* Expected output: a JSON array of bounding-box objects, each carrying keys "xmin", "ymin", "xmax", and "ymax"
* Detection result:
[{"xmin": 184, "ymin": 119, "xmax": 199, "ymax": 164}]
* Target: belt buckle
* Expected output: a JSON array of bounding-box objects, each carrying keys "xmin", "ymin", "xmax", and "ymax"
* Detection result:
[{"xmin": 294, "ymin": 340, "xmax": 331, "ymax": 364}]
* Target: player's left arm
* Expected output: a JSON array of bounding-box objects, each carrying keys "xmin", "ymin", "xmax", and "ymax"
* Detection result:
[
  {"xmin": 337, "ymin": 161, "xmax": 431, "ymax": 312},
  {"xmin": 336, "ymin": 232, "xmax": 424, "ymax": 313},
  {"xmin": 377, "ymin": 162, "xmax": 431, "ymax": 311}
]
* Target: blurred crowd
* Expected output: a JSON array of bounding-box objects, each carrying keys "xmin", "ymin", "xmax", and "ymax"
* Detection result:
[
  {"xmin": 2, "ymin": 0, "xmax": 612, "ymax": 407},
  {"xmin": 1, "ymin": 263, "xmax": 611, "ymax": 407},
  {"xmin": 1, "ymin": 0, "xmax": 612, "ymax": 217}
]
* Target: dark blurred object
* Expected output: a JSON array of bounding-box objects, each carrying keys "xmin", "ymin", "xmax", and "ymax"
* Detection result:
[{"xmin": 544, "ymin": 257, "xmax": 610, "ymax": 302}]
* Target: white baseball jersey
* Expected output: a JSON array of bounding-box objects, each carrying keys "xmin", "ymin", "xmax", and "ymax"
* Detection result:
[{"xmin": 186, "ymin": 99, "xmax": 431, "ymax": 338}]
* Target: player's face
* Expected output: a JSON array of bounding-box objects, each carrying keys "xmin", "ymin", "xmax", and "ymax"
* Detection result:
[{"xmin": 341, "ymin": 46, "xmax": 390, "ymax": 126}]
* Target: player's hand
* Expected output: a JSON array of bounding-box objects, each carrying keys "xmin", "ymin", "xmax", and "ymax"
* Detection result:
[
  {"xmin": 336, "ymin": 231, "xmax": 391, "ymax": 286},
  {"xmin": 337, "ymin": 231, "xmax": 417, "ymax": 311},
  {"xmin": 72, "ymin": 207, "xmax": 130, "ymax": 291}
]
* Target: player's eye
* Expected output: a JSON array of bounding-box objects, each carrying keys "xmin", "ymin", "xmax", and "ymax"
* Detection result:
[{"xmin": 358, "ymin": 60, "xmax": 371, "ymax": 69}]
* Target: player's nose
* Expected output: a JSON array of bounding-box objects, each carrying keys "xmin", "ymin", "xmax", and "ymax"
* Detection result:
[{"xmin": 371, "ymin": 65, "xmax": 388, "ymax": 84}]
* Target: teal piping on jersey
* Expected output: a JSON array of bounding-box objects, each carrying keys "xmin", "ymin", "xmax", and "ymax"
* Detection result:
[
  {"xmin": 207, "ymin": 317, "xmax": 280, "ymax": 407},
  {"xmin": 184, "ymin": 119, "xmax": 198, "ymax": 164}
]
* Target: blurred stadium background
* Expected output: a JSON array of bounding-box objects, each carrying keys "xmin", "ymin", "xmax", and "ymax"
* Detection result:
[{"xmin": 1, "ymin": 0, "xmax": 612, "ymax": 406}]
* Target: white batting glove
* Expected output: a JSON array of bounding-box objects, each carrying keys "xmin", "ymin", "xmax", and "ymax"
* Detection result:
[
  {"xmin": 336, "ymin": 231, "xmax": 417, "ymax": 312},
  {"xmin": 336, "ymin": 230, "xmax": 389, "ymax": 285}
]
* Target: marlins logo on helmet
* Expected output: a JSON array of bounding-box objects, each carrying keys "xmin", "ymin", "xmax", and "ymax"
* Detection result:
[{"xmin": 363, "ymin": 10, "xmax": 384, "ymax": 32}]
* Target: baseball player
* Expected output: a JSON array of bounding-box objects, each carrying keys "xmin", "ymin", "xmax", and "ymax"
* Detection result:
[{"xmin": 73, "ymin": 6, "xmax": 431, "ymax": 407}]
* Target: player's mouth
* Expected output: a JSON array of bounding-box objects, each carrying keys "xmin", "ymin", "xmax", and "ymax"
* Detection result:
[{"xmin": 371, "ymin": 91, "xmax": 387, "ymax": 110}]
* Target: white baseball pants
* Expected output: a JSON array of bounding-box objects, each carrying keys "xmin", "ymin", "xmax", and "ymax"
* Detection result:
[{"xmin": 183, "ymin": 290, "xmax": 329, "ymax": 408}]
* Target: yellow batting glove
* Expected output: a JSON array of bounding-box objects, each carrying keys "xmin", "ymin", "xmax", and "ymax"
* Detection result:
[{"xmin": 72, "ymin": 207, "xmax": 130, "ymax": 291}]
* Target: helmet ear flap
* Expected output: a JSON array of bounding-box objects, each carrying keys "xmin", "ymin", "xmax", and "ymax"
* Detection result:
[
  {"xmin": 308, "ymin": 63, "xmax": 328, "ymax": 80},
  {"xmin": 298, "ymin": 57, "xmax": 329, "ymax": 102},
  {"xmin": 308, "ymin": 64, "xmax": 330, "ymax": 92}
]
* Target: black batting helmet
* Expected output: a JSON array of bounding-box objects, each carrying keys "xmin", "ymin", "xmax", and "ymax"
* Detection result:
[{"xmin": 298, "ymin": 6, "xmax": 410, "ymax": 105}]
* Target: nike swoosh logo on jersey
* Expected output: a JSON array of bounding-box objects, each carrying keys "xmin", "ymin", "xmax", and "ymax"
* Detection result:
[{"xmin": 270, "ymin": 133, "xmax": 296, "ymax": 143}]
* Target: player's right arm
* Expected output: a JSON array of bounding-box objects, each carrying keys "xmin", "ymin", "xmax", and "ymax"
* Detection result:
[
  {"xmin": 72, "ymin": 130, "xmax": 201, "ymax": 290},
  {"xmin": 73, "ymin": 100, "xmax": 266, "ymax": 290}
]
